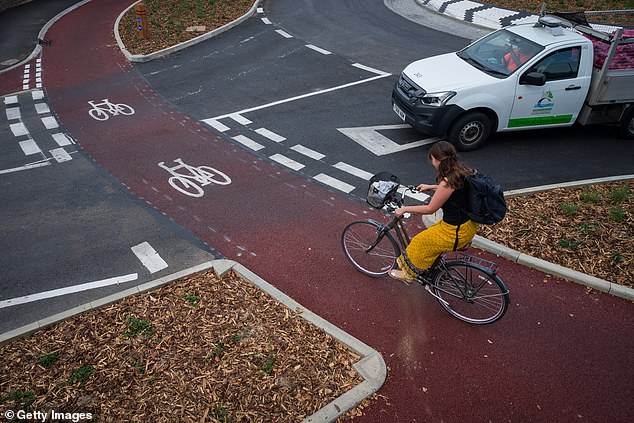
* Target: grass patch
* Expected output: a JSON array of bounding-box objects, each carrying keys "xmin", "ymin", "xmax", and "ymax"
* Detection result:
[
  {"xmin": 183, "ymin": 292, "xmax": 201, "ymax": 307},
  {"xmin": 560, "ymin": 202, "xmax": 579, "ymax": 216},
  {"xmin": 0, "ymin": 389, "xmax": 36, "ymax": 407},
  {"xmin": 579, "ymin": 221, "xmax": 599, "ymax": 236},
  {"xmin": 37, "ymin": 351, "xmax": 60, "ymax": 368},
  {"xmin": 610, "ymin": 187, "xmax": 629, "ymax": 203},
  {"xmin": 557, "ymin": 239, "xmax": 582, "ymax": 249},
  {"xmin": 124, "ymin": 316, "xmax": 153, "ymax": 338},
  {"xmin": 581, "ymin": 189, "xmax": 601, "ymax": 204},
  {"xmin": 67, "ymin": 365, "xmax": 94, "ymax": 386},
  {"xmin": 609, "ymin": 207, "xmax": 626, "ymax": 222}
]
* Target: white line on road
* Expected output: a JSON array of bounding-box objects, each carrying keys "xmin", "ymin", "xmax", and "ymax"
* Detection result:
[
  {"xmin": 229, "ymin": 113, "xmax": 252, "ymax": 125},
  {"xmin": 275, "ymin": 29, "xmax": 293, "ymax": 38},
  {"xmin": 10, "ymin": 122, "xmax": 29, "ymax": 137},
  {"xmin": 352, "ymin": 63, "xmax": 391, "ymax": 76},
  {"xmin": 0, "ymin": 160, "xmax": 50, "ymax": 175},
  {"xmin": 6, "ymin": 107, "xmax": 20, "ymax": 120},
  {"xmin": 32, "ymin": 90, "xmax": 44, "ymax": 100},
  {"xmin": 314, "ymin": 173, "xmax": 355, "ymax": 193},
  {"xmin": 305, "ymin": 44, "xmax": 332, "ymax": 55},
  {"xmin": 255, "ymin": 128, "xmax": 286, "ymax": 142},
  {"xmin": 41, "ymin": 116, "xmax": 59, "ymax": 129},
  {"xmin": 291, "ymin": 144, "xmax": 325, "ymax": 160},
  {"xmin": 50, "ymin": 148, "xmax": 72, "ymax": 163},
  {"xmin": 333, "ymin": 162, "xmax": 373, "ymax": 180},
  {"xmin": 270, "ymin": 153, "xmax": 305, "ymax": 171},
  {"xmin": 19, "ymin": 139, "xmax": 41, "ymax": 155},
  {"xmin": 206, "ymin": 73, "xmax": 391, "ymax": 121},
  {"xmin": 202, "ymin": 118, "xmax": 230, "ymax": 132},
  {"xmin": 232, "ymin": 135, "xmax": 264, "ymax": 151},
  {"xmin": 52, "ymin": 133, "xmax": 74, "ymax": 146},
  {"xmin": 35, "ymin": 103, "xmax": 50, "ymax": 114},
  {"xmin": 131, "ymin": 242, "xmax": 168, "ymax": 274},
  {"xmin": 261, "ymin": 17, "xmax": 272, "ymax": 24},
  {"xmin": 0, "ymin": 274, "xmax": 139, "ymax": 309}
]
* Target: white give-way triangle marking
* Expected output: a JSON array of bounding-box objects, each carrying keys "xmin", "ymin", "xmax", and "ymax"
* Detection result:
[{"xmin": 337, "ymin": 124, "xmax": 441, "ymax": 156}]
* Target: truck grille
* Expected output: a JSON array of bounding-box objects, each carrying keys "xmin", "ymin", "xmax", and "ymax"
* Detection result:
[{"xmin": 398, "ymin": 74, "xmax": 424, "ymax": 98}]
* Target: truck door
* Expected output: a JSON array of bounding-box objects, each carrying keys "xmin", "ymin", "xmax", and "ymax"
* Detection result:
[{"xmin": 508, "ymin": 46, "xmax": 589, "ymax": 129}]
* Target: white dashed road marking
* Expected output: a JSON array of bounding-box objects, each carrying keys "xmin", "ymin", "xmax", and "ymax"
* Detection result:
[
  {"xmin": 291, "ymin": 144, "xmax": 325, "ymax": 160},
  {"xmin": 333, "ymin": 162, "xmax": 373, "ymax": 180},
  {"xmin": 314, "ymin": 173, "xmax": 355, "ymax": 193},
  {"xmin": 6, "ymin": 107, "xmax": 20, "ymax": 120},
  {"xmin": 270, "ymin": 153, "xmax": 305, "ymax": 171},
  {"xmin": 275, "ymin": 29, "xmax": 293, "ymax": 38},
  {"xmin": 255, "ymin": 128, "xmax": 286, "ymax": 142},
  {"xmin": 19, "ymin": 139, "xmax": 41, "ymax": 155},
  {"xmin": 232, "ymin": 134, "xmax": 264, "ymax": 151},
  {"xmin": 305, "ymin": 44, "xmax": 332, "ymax": 55},
  {"xmin": 10, "ymin": 122, "xmax": 29, "ymax": 137},
  {"xmin": 131, "ymin": 242, "xmax": 168, "ymax": 274}
]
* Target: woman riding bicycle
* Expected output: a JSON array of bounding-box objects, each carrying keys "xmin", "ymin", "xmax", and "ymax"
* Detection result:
[{"xmin": 390, "ymin": 141, "xmax": 477, "ymax": 282}]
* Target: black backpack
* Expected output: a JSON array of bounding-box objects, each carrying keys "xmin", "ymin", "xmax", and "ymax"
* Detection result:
[{"xmin": 461, "ymin": 170, "xmax": 507, "ymax": 224}]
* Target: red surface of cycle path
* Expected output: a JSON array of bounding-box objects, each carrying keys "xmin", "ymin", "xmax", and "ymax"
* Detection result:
[{"xmin": 35, "ymin": 1, "xmax": 634, "ymax": 421}]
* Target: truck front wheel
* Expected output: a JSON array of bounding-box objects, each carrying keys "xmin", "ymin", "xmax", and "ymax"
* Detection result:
[
  {"xmin": 619, "ymin": 107, "xmax": 634, "ymax": 139},
  {"xmin": 447, "ymin": 112, "xmax": 492, "ymax": 151}
]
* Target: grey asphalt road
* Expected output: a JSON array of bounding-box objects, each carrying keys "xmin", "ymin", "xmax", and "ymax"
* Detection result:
[
  {"xmin": 134, "ymin": 0, "xmax": 634, "ymax": 197},
  {"xmin": 0, "ymin": 90, "xmax": 215, "ymax": 334}
]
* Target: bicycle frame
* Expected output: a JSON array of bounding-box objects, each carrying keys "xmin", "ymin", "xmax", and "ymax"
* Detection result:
[{"xmin": 364, "ymin": 215, "xmax": 412, "ymax": 256}]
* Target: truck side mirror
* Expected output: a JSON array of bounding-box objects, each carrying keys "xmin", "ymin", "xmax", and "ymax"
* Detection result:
[{"xmin": 520, "ymin": 72, "xmax": 546, "ymax": 86}]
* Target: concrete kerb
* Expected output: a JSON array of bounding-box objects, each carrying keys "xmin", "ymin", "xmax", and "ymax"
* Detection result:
[
  {"xmin": 0, "ymin": 259, "xmax": 386, "ymax": 423},
  {"xmin": 423, "ymin": 175, "xmax": 634, "ymax": 302},
  {"xmin": 114, "ymin": 0, "xmax": 261, "ymax": 63}
]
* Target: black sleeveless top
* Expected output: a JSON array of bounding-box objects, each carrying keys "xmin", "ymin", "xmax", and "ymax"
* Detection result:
[{"xmin": 442, "ymin": 182, "xmax": 470, "ymax": 226}]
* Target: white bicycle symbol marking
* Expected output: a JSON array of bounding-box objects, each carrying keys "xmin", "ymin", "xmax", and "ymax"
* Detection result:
[
  {"xmin": 158, "ymin": 158, "xmax": 231, "ymax": 198},
  {"xmin": 88, "ymin": 99, "xmax": 135, "ymax": 121}
]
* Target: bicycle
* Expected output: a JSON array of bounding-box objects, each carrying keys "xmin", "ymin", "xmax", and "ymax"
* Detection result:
[
  {"xmin": 158, "ymin": 158, "xmax": 231, "ymax": 198},
  {"xmin": 88, "ymin": 99, "xmax": 135, "ymax": 121},
  {"xmin": 341, "ymin": 180, "xmax": 510, "ymax": 325}
]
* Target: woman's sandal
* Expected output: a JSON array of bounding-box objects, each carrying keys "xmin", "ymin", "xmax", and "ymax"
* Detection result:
[{"xmin": 389, "ymin": 269, "xmax": 414, "ymax": 285}]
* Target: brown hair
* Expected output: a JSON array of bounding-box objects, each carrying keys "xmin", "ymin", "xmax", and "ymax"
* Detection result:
[{"xmin": 427, "ymin": 141, "xmax": 473, "ymax": 189}]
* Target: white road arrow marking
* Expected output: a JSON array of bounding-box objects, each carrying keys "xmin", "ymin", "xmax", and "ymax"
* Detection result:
[{"xmin": 337, "ymin": 124, "xmax": 441, "ymax": 156}]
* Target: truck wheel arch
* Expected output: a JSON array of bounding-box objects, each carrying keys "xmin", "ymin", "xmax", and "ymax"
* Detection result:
[{"xmin": 447, "ymin": 109, "xmax": 498, "ymax": 151}]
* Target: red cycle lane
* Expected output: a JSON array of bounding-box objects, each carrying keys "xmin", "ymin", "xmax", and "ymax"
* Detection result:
[{"xmin": 40, "ymin": 1, "xmax": 634, "ymax": 421}]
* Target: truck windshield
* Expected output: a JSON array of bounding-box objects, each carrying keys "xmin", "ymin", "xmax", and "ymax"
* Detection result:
[{"xmin": 457, "ymin": 29, "xmax": 544, "ymax": 77}]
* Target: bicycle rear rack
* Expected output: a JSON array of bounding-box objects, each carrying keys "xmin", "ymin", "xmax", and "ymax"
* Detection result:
[{"xmin": 445, "ymin": 252, "xmax": 499, "ymax": 274}]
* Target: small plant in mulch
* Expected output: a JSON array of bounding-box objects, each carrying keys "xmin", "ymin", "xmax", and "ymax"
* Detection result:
[
  {"xmin": 67, "ymin": 365, "xmax": 94, "ymax": 386},
  {"xmin": 123, "ymin": 315, "xmax": 153, "ymax": 338},
  {"xmin": 37, "ymin": 351, "xmax": 60, "ymax": 368},
  {"xmin": 0, "ymin": 389, "xmax": 36, "ymax": 407},
  {"xmin": 183, "ymin": 292, "xmax": 201, "ymax": 307}
]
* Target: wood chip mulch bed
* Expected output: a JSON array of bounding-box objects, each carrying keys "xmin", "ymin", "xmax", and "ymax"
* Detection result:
[
  {"xmin": 0, "ymin": 270, "xmax": 367, "ymax": 422},
  {"xmin": 119, "ymin": 0, "xmax": 254, "ymax": 55},
  {"xmin": 480, "ymin": 181, "xmax": 633, "ymax": 288}
]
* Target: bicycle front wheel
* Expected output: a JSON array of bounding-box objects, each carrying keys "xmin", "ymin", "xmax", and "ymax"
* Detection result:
[
  {"xmin": 341, "ymin": 220, "xmax": 399, "ymax": 277},
  {"xmin": 431, "ymin": 261, "xmax": 509, "ymax": 325}
]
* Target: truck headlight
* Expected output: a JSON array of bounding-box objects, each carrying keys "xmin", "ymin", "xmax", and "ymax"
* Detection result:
[{"xmin": 420, "ymin": 91, "xmax": 456, "ymax": 107}]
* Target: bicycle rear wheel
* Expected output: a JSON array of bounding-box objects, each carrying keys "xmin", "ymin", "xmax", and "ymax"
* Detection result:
[
  {"xmin": 431, "ymin": 261, "xmax": 509, "ymax": 325},
  {"xmin": 341, "ymin": 220, "xmax": 399, "ymax": 277}
]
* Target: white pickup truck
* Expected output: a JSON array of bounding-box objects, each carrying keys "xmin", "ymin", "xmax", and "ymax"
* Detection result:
[{"xmin": 392, "ymin": 11, "xmax": 634, "ymax": 150}]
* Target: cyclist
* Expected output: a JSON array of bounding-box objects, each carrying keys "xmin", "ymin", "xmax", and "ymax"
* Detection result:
[{"xmin": 389, "ymin": 141, "xmax": 477, "ymax": 283}]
